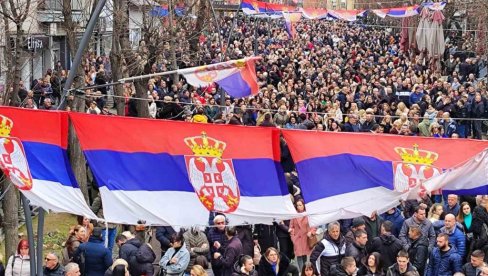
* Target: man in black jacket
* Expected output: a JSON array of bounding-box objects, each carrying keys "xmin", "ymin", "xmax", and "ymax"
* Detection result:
[
  {"xmin": 345, "ymin": 229, "xmax": 368, "ymax": 271},
  {"xmin": 407, "ymin": 225, "xmax": 429, "ymax": 275},
  {"xmin": 462, "ymin": 250, "xmax": 486, "ymax": 276},
  {"xmin": 370, "ymin": 221, "xmax": 403, "ymax": 271}
]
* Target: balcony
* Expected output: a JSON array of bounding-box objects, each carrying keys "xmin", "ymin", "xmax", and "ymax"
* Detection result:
[{"xmin": 37, "ymin": 0, "xmax": 84, "ymax": 23}]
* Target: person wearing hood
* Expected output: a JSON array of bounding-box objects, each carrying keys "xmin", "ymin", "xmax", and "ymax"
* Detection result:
[
  {"xmin": 381, "ymin": 208, "xmax": 404, "ymax": 238},
  {"xmin": 213, "ymin": 227, "xmax": 243, "ymax": 276},
  {"xmin": 160, "ymin": 230, "xmax": 191, "ymax": 275},
  {"xmin": 232, "ymin": 255, "xmax": 257, "ymax": 276},
  {"xmin": 134, "ymin": 242, "xmax": 156, "ymax": 276},
  {"xmin": 370, "ymin": 221, "xmax": 403, "ymax": 272},
  {"xmin": 183, "ymin": 227, "xmax": 209, "ymax": 273},
  {"xmin": 425, "ymin": 233, "xmax": 462, "ymax": 276},
  {"xmin": 310, "ymin": 221, "xmax": 347, "ymax": 275},
  {"xmin": 73, "ymin": 227, "xmax": 113, "ymax": 276},
  {"xmin": 345, "ymin": 230, "xmax": 368, "ymax": 271},
  {"xmin": 406, "ymin": 226, "xmax": 428, "ymax": 275}
]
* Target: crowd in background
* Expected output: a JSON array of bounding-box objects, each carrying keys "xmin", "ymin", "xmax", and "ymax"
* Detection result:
[{"xmin": 6, "ymin": 11, "xmax": 488, "ymax": 276}]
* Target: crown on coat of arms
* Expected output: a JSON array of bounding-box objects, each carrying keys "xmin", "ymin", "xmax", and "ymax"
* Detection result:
[
  {"xmin": 184, "ymin": 132, "xmax": 226, "ymax": 158},
  {"xmin": 0, "ymin": 115, "xmax": 13, "ymax": 137},
  {"xmin": 394, "ymin": 144, "xmax": 438, "ymax": 165}
]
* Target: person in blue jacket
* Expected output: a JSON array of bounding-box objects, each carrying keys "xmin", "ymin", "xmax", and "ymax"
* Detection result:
[
  {"xmin": 440, "ymin": 214, "xmax": 466, "ymax": 259},
  {"xmin": 425, "ymin": 233, "xmax": 462, "ymax": 276},
  {"xmin": 73, "ymin": 227, "xmax": 113, "ymax": 276},
  {"xmin": 381, "ymin": 208, "xmax": 404, "ymax": 237}
]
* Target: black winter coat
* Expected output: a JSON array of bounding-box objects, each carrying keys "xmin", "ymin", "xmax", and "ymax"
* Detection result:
[
  {"xmin": 134, "ymin": 243, "xmax": 156, "ymax": 276},
  {"xmin": 231, "ymin": 261, "xmax": 258, "ymax": 276},
  {"xmin": 370, "ymin": 234, "xmax": 403, "ymax": 271},
  {"xmin": 258, "ymin": 252, "xmax": 291, "ymax": 276},
  {"xmin": 236, "ymin": 225, "xmax": 254, "ymax": 257},
  {"xmin": 345, "ymin": 242, "xmax": 367, "ymax": 270},
  {"xmin": 471, "ymin": 206, "xmax": 488, "ymax": 258},
  {"xmin": 407, "ymin": 236, "xmax": 428, "ymax": 275}
]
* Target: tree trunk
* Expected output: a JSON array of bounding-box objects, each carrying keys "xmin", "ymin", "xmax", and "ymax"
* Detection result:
[
  {"xmin": 0, "ymin": 0, "xmax": 13, "ymax": 106},
  {"xmin": 190, "ymin": 0, "xmax": 208, "ymax": 53},
  {"xmin": 63, "ymin": 0, "xmax": 90, "ymax": 203},
  {"xmin": 168, "ymin": 0, "xmax": 179, "ymax": 84},
  {"xmin": 2, "ymin": 177, "xmax": 19, "ymax": 259},
  {"xmin": 134, "ymin": 79, "xmax": 150, "ymax": 118},
  {"xmin": 110, "ymin": 0, "xmax": 126, "ymax": 116}
]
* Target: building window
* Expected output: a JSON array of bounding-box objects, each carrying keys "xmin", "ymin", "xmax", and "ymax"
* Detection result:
[{"xmin": 40, "ymin": 0, "xmax": 82, "ymax": 11}]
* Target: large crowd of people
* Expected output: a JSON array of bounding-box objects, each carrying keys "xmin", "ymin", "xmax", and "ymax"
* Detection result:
[{"xmin": 5, "ymin": 7, "xmax": 488, "ymax": 276}]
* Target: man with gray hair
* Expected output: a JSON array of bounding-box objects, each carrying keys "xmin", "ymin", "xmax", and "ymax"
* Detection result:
[
  {"xmin": 207, "ymin": 214, "xmax": 228, "ymax": 276},
  {"xmin": 310, "ymin": 221, "xmax": 346, "ymax": 275},
  {"xmin": 43, "ymin": 252, "xmax": 65, "ymax": 276},
  {"xmin": 64, "ymin": 263, "xmax": 80, "ymax": 276}
]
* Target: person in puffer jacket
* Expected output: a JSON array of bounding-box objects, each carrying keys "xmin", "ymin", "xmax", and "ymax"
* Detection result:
[
  {"xmin": 440, "ymin": 214, "xmax": 466, "ymax": 259},
  {"xmin": 134, "ymin": 243, "xmax": 156, "ymax": 276},
  {"xmin": 5, "ymin": 240, "xmax": 30, "ymax": 276},
  {"xmin": 425, "ymin": 233, "xmax": 462, "ymax": 276},
  {"xmin": 310, "ymin": 221, "xmax": 346, "ymax": 276},
  {"xmin": 381, "ymin": 208, "xmax": 404, "ymax": 238}
]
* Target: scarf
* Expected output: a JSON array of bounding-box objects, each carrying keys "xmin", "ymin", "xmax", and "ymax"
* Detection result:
[{"xmin": 465, "ymin": 213, "xmax": 472, "ymax": 230}]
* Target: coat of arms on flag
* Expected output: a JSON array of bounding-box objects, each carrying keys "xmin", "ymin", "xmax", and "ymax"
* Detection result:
[
  {"xmin": 393, "ymin": 144, "xmax": 441, "ymax": 193},
  {"xmin": 184, "ymin": 132, "xmax": 240, "ymax": 213},
  {"xmin": 0, "ymin": 114, "xmax": 33, "ymax": 190}
]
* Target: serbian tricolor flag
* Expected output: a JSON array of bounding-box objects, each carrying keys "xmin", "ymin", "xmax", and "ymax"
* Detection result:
[
  {"xmin": 387, "ymin": 5, "xmax": 420, "ymax": 17},
  {"xmin": 178, "ymin": 57, "xmax": 261, "ymax": 98},
  {"xmin": 283, "ymin": 12, "xmax": 302, "ymax": 39},
  {"xmin": 424, "ymin": 1, "xmax": 446, "ymax": 11},
  {"xmin": 327, "ymin": 9, "xmax": 365, "ymax": 21},
  {"xmin": 282, "ymin": 130, "xmax": 488, "ymax": 226},
  {"xmin": 241, "ymin": 0, "xmax": 266, "ymax": 14},
  {"xmin": 150, "ymin": 5, "xmax": 169, "ymax": 17},
  {"xmin": 266, "ymin": 3, "xmax": 295, "ymax": 13},
  {"xmin": 300, "ymin": 8, "xmax": 328, "ymax": 19},
  {"xmin": 70, "ymin": 113, "xmax": 298, "ymax": 226},
  {"xmin": 424, "ymin": 148, "xmax": 488, "ymax": 195},
  {"xmin": 0, "ymin": 107, "xmax": 96, "ymax": 218}
]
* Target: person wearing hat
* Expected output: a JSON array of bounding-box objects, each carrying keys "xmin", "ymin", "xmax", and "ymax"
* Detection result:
[
  {"xmin": 73, "ymin": 227, "xmax": 113, "ymax": 276},
  {"xmin": 345, "ymin": 218, "xmax": 366, "ymax": 244}
]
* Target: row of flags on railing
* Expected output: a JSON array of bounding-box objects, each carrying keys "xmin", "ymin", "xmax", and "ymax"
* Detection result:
[
  {"xmin": 1, "ymin": 106, "xmax": 486, "ymax": 227},
  {"xmin": 240, "ymin": 0, "xmax": 446, "ymax": 20},
  {"xmin": 148, "ymin": 1, "xmax": 446, "ymax": 20}
]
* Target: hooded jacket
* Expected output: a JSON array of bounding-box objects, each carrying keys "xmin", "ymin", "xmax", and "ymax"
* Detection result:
[
  {"xmin": 370, "ymin": 234, "xmax": 403, "ymax": 271},
  {"xmin": 231, "ymin": 259, "xmax": 258, "ymax": 276}
]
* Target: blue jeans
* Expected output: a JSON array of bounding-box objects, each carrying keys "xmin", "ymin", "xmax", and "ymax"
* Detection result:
[
  {"xmin": 102, "ymin": 227, "xmax": 117, "ymax": 252},
  {"xmin": 457, "ymin": 125, "xmax": 466, "ymax": 138}
]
